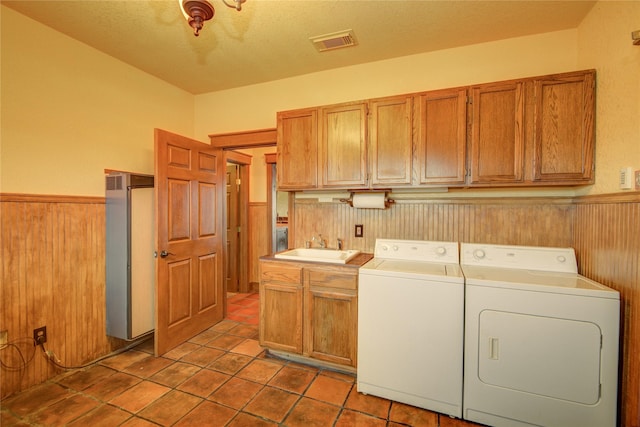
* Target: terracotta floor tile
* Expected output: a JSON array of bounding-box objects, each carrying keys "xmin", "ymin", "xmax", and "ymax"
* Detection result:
[
  {"xmin": 123, "ymin": 355, "xmax": 174, "ymax": 378},
  {"xmin": 29, "ymin": 393, "xmax": 100, "ymax": 426},
  {"xmin": 236, "ymin": 359, "xmax": 282, "ymax": 384},
  {"xmin": 320, "ymin": 369, "xmax": 355, "ymax": 383},
  {"xmin": 211, "ymin": 319, "xmax": 238, "ymax": 332},
  {"xmin": 56, "ymin": 365, "xmax": 117, "ymax": 391},
  {"xmin": 83, "ymin": 372, "xmax": 141, "ymax": 401},
  {"xmin": 132, "ymin": 338, "xmax": 154, "ymax": 354},
  {"xmin": 244, "ymin": 316, "xmax": 260, "ymax": 325},
  {"xmin": 1, "ymin": 409, "xmax": 29, "ymax": 426},
  {"xmin": 283, "ymin": 396, "xmax": 340, "ymax": 427},
  {"xmin": 2, "ymin": 382, "xmax": 70, "ymax": 416},
  {"xmin": 207, "ymin": 334, "xmax": 245, "ymax": 350},
  {"xmin": 99, "ymin": 350, "xmax": 150, "ymax": 371},
  {"xmin": 109, "ymin": 380, "xmax": 171, "ymax": 413},
  {"xmin": 149, "ymin": 361, "xmax": 201, "ymax": 388},
  {"xmin": 267, "ymin": 365, "xmax": 316, "ymax": 394},
  {"xmin": 180, "ymin": 346, "xmax": 225, "ymax": 367},
  {"xmin": 335, "ymin": 409, "xmax": 387, "ymax": 427},
  {"xmin": 208, "ymin": 352, "xmax": 252, "ymax": 375},
  {"xmin": 230, "ymin": 338, "xmax": 264, "ymax": 357},
  {"xmin": 177, "ymin": 368, "xmax": 231, "ymax": 398},
  {"xmin": 120, "ymin": 416, "xmax": 160, "ymax": 427},
  {"xmin": 389, "ymin": 401, "xmax": 439, "ymax": 427},
  {"xmin": 208, "ymin": 377, "xmax": 263, "ymax": 410},
  {"xmin": 188, "ymin": 328, "xmax": 222, "ymax": 345},
  {"xmin": 173, "ymin": 400, "xmax": 237, "ymax": 427},
  {"xmin": 227, "ymin": 412, "xmax": 278, "ymax": 427},
  {"xmin": 163, "ymin": 342, "xmax": 201, "ymax": 360},
  {"xmin": 137, "ymin": 390, "xmax": 202, "ymax": 426},
  {"xmin": 345, "ymin": 388, "xmax": 391, "ymax": 419},
  {"xmin": 243, "ymin": 386, "xmax": 299, "ymax": 422},
  {"xmin": 439, "ymin": 415, "xmax": 480, "ymax": 426},
  {"xmin": 304, "ymin": 374, "xmax": 353, "ymax": 406},
  {"xmin": 67, "ymin": 403, "xmax": 132, "ymax": 426},
  {"xmin": 228, "ymin": 324, "xmax": 259, "ymax": 338}
]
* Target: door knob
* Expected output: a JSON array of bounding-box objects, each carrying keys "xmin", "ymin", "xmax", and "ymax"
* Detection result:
[{"xmin": 160, "ymin": 250, "xmax": 173, "ymax": 258}]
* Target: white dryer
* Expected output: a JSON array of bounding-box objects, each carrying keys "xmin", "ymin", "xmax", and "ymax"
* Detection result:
[
  {"xmin": 358, "ymin": 239, "xmax": 464, "ymax": 418},
  {"xmin": 461, "ymin": 243, "xmax": 620, "ymax": 427}
]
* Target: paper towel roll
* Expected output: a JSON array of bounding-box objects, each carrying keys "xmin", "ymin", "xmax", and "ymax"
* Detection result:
[{"xmin": 352, "ymin": 192, "xmax": 387, "ymax": 209}]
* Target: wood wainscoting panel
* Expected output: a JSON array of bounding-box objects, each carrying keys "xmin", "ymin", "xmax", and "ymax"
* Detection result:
[
  {"xmin": 573, "ymin": 194, "xmax": 640, "ymax": 427},
  {"xmin": 291, "ymin": 197, "xmax": 575, "ymax": 251},
  {"xmin": 248, "ymin": 202, "xmax": 270, "ymax": 287},
  {"xmin": 0, "ymin": 195, "xmax": 118, "ymax": 399}
]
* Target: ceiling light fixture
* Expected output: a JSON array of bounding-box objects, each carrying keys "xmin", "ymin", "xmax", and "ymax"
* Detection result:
[{"xmin": 179, "ymin": 0, "xmax": 246, "ymax": 37}]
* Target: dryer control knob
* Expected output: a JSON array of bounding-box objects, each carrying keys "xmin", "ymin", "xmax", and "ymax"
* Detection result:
[
  {"xmin": 473, "ymin": 249, "xmax": 486, "ymax": 260},
  {"xmin": 557, "ymin": 255, "xmax": 566, "ymax": 263},
  {"xmin": 381, "ymin": 245, "xmax": 389, "ymax": 251},
  {"xmin": 436, "ymin": 247, "xmax": 447, "ymax": 255},
  {"xmin": 392, "ymin": 245, "xmax": 399, "ymax": 251}
]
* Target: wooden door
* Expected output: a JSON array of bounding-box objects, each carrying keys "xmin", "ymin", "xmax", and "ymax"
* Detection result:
[
  {"xmin": 470, "ymin": 81, "xmax": 525, "ymax": 184},
  {"xmin": 226, "ymin": 164, "xmax": 239, "ymax": 292},
  {"xmin": 320, "ymin": 102, "xmax": 368, "ymax": 188},
  {"xmin": 277, "ymin": 108, "xmax": 318, "ymax": 190},
  {"xmin": 369, "ymin": 95, "xmax": 413, "ymax": 187},
  {"xmin": 416, "ymin": 88, "xmax": 468, "ymax": 185},
  {"xmin": 154, "ymin": 129, "xmax": 225, "ymax": 356},
  {"xmin": 532, "ymin": 70, "xmax": 595, "ymax": 183}
]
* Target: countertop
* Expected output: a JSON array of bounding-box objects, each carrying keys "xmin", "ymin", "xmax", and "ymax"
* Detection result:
[{"xmin": 260, "ymin": 251, "xmax": 373, "ymax": 268}]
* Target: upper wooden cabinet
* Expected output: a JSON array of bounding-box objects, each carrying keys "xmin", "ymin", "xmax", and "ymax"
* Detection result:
[
  {"xmin": 319, "ymin": 102, "xmax": 368, "ymax": 188},
  {"xmin": 369, "ymin": 95, "xmax": 413, "ymax": 187},
  {"xmin": 277, "ymin": 108, "xmax": 318, "ymax": 190},
  {"xmin": 415, "ymin": 88, "xmax": 467, "ymax": 185},
  {"xmin": 531, "ymin": 71, "xmax": 595, "ymax": 183},
  {"xmin": 276, "ymin": 69, "xmax": 596, "ymax": 190},
  {"xmin": 470, "ymin": 81, "xmax": 525, "ymax": 184}
]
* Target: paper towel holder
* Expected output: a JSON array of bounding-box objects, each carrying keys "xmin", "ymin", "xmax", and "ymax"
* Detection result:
[{"xmin": 340, "ymin": 190, "xmax": 395, "ymax": 208}]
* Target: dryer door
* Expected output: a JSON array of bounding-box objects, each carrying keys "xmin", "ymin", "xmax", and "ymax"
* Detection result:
[{"xmin": 478, "ymin": 310, "xmax": 602, "ymax": 404}]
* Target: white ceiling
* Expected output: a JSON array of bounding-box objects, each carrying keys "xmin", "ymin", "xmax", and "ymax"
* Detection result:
[{"xmin": 2, "ymin": 0, "xmax": 597, "ymax": 95}]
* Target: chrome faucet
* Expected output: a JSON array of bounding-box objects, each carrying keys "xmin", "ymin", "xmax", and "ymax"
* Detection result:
[{"xmin": 311, "ymin": 234, "xmax": 326, "ymax": 248}]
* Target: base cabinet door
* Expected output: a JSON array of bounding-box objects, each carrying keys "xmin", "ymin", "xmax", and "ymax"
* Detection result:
[{"xmin": 259, "ymin": 262, "xmax": 303, "ymax": 353}]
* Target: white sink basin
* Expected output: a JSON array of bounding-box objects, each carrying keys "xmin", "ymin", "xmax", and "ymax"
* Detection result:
[{"xmin": 274, "ymin": 248, "xmax": 361, "ymax": 264}]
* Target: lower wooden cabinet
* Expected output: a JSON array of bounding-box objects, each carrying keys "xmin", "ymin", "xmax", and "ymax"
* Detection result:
[
  {"xmin": 304, "ymin": 268, "xmax": 358, "ymax": 367},
  {"xmin": 259, "ymin": 259, "xmax": 358, "ymax": 368},
  {"xmin": 259, "ymin": 262, "xmax": 303, "ymax": 354}
]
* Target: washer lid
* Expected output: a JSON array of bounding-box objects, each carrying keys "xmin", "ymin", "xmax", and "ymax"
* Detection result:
[
  {"xmin": 462, "ymin": 265, "xmax": 619, "ymax": 299},
  {"xmin": 360, "ymin": 258, "xmax": 464, "ymax": 283}
]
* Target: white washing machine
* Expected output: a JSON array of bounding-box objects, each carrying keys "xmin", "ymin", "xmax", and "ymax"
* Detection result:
[
  {"xmin": 461, "ymin": 243, "xmax": 620, "ymax": 427},
  {"xmin": 357, "ymin": 239, "xmax": 464, "ymax": 418}
]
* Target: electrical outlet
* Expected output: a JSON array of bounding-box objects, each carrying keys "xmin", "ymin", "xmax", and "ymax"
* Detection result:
[
  {"xmin": 33, "ymin": 326, "xmax": 47, "ymax": 346},
  {"xmin": 0, "ymin": 330, "xmax": 8, "ymax": 346},
  {"xmin": 355, "ymin": 224, "xmax": 363, "ymax": 238}
]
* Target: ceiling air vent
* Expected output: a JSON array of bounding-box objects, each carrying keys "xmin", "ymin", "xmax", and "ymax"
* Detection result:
[{"xmin": 310, "ymin": 29, "xmax": 357, "ymax": 52}]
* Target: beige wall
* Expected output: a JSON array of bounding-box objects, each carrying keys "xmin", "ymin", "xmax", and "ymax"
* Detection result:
[
  {"xmin": 2, "ymin": 2, "xmax": 638, "ymax": 198},
  {"xmin": 1, "ymin": 6, "xmax": 195, "ymax": 197},
  {"xmin": 576, "ymin": 1, "xmax": 640, "ymax": 195}
]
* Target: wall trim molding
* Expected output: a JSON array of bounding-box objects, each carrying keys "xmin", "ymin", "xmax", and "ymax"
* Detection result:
[{"xmin": 0, "ymin": 193, "xmax": 105, "ymax": 204}]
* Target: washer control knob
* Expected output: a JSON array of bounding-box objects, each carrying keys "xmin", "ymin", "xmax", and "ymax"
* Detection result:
[
  {"xmin": 392, "ymin": 245, "xmax": 399, "ymax": 251},
  {"xmin": 380, "ymin": 245, "xmax": 389, "ymax": 251},
  {"xmin": 557, "ymin": 255, "xmax": 566, "ymax": 263},
  {"xmin": 435, "ymin": 247, "xmax": 447, "ymax": 255},
  {"xmin": 473, "ymin": 249, "xmax": 486, "ymax": 260}
]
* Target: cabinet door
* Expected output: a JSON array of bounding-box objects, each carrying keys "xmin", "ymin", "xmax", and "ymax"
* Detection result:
[
  {"xmin": 259, "ymin": 262, "xmax": 303, "ymax": 353},
  {"xmin": 369, "ymin": 96, "xmax": 413, "ymax": 187},
  {"xmin": 304, "ymin": 269, "xmax": 357, "ymax": 367},
  {"xmin": 277, "ymin": 108, "xmax": 318, "ymax": 190},
  {"xmin": 470, "ymin": 81, "xmax": 525, "ymax": 184},
  {"xmin": 532, "ymin": 71, "xmax": 595, "ymax": 183},
  {"xmin": 319, "ymin": 102, "xmax": 368, "ymax": 188},
  {"xmin": 416, "ymin": 89, "xmax": 467, "ymax": 185},
  {"xmin": 305, "ymin": 287, "xmax": 357, "ymax": 367}
]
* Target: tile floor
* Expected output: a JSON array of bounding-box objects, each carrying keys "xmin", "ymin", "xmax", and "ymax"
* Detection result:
[{"xmin": 1, "ymin": 292, "xmax": 481, "ymax": 427}]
